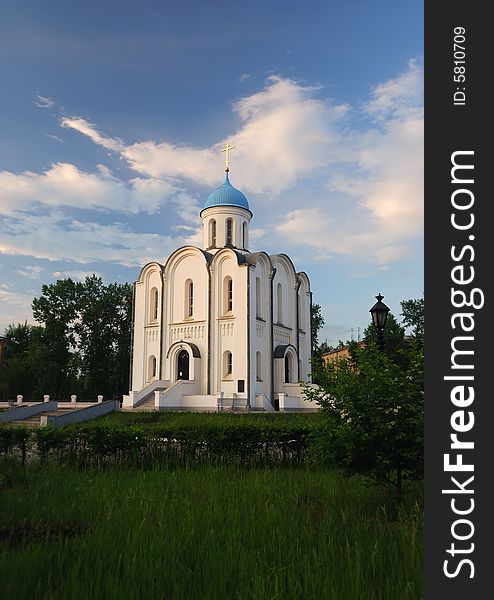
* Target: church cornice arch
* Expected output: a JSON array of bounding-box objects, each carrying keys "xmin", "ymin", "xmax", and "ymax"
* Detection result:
[
  {"xmin": 211, "ymin": 246, "xmax": 249, "ymax": 268},
  {"xmin": 249, "ymin": 251, "xmax": 273, "ymax": 272},
  {"xmin": 136, "ymin": 261, "xmax": 165, "ymax": 285},
  {"xmin": 270, "ymin": 253, "xmax": 298, "ymax": 287},
  {"xmin": 164, "ymin": 245, "xmax": 212, "ymax": 279},
  {"xmin": 296, "ymin": 271, "xmax": 311, "ymax": 294}
]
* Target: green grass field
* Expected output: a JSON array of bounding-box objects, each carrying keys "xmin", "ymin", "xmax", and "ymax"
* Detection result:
[
  {"xmin": 0, "ymin": 463, "xmax": 422, "ymax": 600},
  {"xmin": 92, "ymin": 409, "xmax": 326, "ymax": 428}
]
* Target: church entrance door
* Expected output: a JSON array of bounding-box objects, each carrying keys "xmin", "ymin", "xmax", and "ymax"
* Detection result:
[{"xmin": 177, "ymin": 350, "xmax": 189, "ymax": 380}]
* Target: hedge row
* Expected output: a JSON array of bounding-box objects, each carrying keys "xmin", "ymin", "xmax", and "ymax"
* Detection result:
[{"xmin": 0, "ymin": 420, "xmax": 324, "ymax": 467}]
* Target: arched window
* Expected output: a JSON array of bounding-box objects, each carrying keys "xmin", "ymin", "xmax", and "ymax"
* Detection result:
[
  {"xmin": 277, "ymin": 283, "xmax": 283, "ymax": 324},
  {"xmin": 150, "ymin": 287, "xmax": 159, "ymax": 321},
  {"xmin": 223, "ymin": 351, "xmax": 233, "ymax": 378},
  {"xmin": 224, "ymin": 276, "xmax": 233, "ymax": 313},
  {"xmin": 210, "ymin": 219, "xmax": 217, "ymax": 247},
  {"xmin": 185, "ymin": 279, "xmax": 193, "ymax": 318},
  {"xmin": 256, "ymin": 277, "xmax": 262, "ymax": 318},
  {"xmin": 242, "ymin": 222, "xmax": 247, "ymax": 248},
  {"xmin": 148, "ymin": 355, "xmax": 157, "ymax": 381},
  {"xmin": 226, "ymin": 219, "xmax": 233, "ymax": 245},
  {"xmin": 256, "ymin": 351, "xmax": 262, "ymax": 381}
]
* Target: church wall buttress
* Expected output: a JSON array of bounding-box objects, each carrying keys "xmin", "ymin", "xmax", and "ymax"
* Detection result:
[{"xmin": 131, "ymin": 264, "xmax": 163, "ymax": 390}]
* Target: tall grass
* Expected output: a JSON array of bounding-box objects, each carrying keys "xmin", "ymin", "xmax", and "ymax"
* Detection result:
[
  {"xmin": 93, "ymin": 409, "xmax": 326, "ymax": 429},
  {"xmin": 0, "ymin": 463, "xmax": 422, "ymax": 599}
]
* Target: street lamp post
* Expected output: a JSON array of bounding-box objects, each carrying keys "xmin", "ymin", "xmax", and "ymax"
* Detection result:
[{"xmin": 369, "ymin": 293, "xmax": 390, "ymax": 352}]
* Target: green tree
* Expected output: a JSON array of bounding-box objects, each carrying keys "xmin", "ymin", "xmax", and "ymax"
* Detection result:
[
  {"xmin": 310, "ymin": 303, "xmax": 325, "ymax": 354},
  {"xmin": 32, "ymin": 278, "xmax": 79, "ymax": 398},
  {"xmin": 304, "ymin": 298, "xmax": 425, "ymax": 501},
  {"xmin": 310, "ymin": 303, "xmax": 328, "ymax": 384},
  {"xmin": 400, "ymin": 297, "xmax": 424, "ymax": 346},
  {"xmin": 363, "ymin": 313, "xmax": 405, "ymax": 358},
  {"xmin": 76, "ymin": 276, "xmax": 132, "ymax": 398},
  {"xmin": 0, "ymin": 322, "xmax": 48, "ymax": 399},
  {"xmin": 31, "ymin": 276, "xmax": 132, "ymax": 399},
  {"xmin": 304, "ymin": 345, "xmax": 423, "ymax": 500}
]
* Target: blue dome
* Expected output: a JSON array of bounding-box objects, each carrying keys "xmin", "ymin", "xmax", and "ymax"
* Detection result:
[{"xmin": 202, "ymin": 172, "xmax": 250, "ymax": 213}]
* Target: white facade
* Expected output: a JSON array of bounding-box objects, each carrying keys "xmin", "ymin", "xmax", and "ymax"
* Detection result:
[{"xmin": 124, "ymin": 171, "xmax": 314, "ymax": 411}]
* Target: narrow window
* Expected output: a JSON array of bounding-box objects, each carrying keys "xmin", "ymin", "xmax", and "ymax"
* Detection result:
[
  {"xmin": 256, "ymin": 277, "xmax": 261, "ymax": 318},
  {"xmin": 242, "ymin": 222, "xmax": 247, "ymax": 248},
  {"xmin": 223, "ymin": 277, "xmax": 233, "ymax": 313},
  {"xmin": 223, "ymin": 351, "xmax": 232, "ymax": 378},
  {"xmin": 226, "ymin": 218, "xmax": 233, "ymax": 245},
  {"xmin": 228, "ymin": 278, "xmax": 233, "ymax": 312},
  {"xmin": 277, "ymin": 283, "xmax": 283, "ymax": 324},
  {"xmin": 256, "ymin": 351, "xmax": 262, "ymax": 381},
  {"xmin": 284, "ymin": 354, "xmax": 291, "ymax": 383},
  {"xmin": 185, "ymin": 279, "xmax": 193, "ymax": 318},
  {"xmin": 210, "ymin": 219, "xmax": 217, "ymax": 247},
  {"xmin": 150, "ymin": 287, "xmax": 159, "ymax": 321},
  {"xmin": 148, "ymin": 355, "xmax": 157, "ymax": 381}
]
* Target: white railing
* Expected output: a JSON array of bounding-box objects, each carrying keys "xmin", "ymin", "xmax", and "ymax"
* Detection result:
[
  {"xmin": 254, "ymin": 394, "xmax": 276, "ymax": 412},
  {"xmin": 155, "ymin": 379, "xmax": 199, "ymax": 408},
  {"xmin": 0, "ymin": 401, "xmax": 58, "ymax": 424},
  {"xmin": 216, "ymin": 393, "xmax": 249, "ymax": 411},
  {"xmin": 41, "ymin": 400, "xmax": 119, "ymax": 427}
]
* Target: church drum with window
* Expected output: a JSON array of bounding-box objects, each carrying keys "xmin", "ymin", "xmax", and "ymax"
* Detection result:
[{"xmin": 124, "ymin": 161, "xmax": 315, "ymax": 411}]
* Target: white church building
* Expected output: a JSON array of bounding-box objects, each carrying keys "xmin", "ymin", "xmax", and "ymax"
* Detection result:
[{"xmin": 123, "ymin": 148, "xmax": 315, "ymax": 411}]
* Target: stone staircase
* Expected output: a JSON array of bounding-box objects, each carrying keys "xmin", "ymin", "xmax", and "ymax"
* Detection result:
[
  {"xmin": 8, "ymin": 409, "xmax": 75, "ymax": 427},
  {"xmin": 130, "ymin": 395, "xmax": 157, "ymax": 412}
]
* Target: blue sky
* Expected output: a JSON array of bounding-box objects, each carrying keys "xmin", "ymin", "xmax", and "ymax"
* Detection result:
[{"xmin": 0, "ymin": 0, "xmax": 423, "ymax": 345}]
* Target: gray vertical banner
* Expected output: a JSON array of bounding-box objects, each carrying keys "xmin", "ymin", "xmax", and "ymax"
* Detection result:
[{"xmin": 425, "ymin": 2, "xmax": 491, "ymax": 597}]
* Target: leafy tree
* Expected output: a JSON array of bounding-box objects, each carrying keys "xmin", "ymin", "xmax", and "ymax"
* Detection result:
[
  {"xmin": 32, "ymin": 278, "xmax": 79, "ymax": 398},
  {"xmin": 310, "ymin": 303, "xmax": 325, "ymax": 354},
  {"xmin": 310, "ymin": 303, "xmax": 328, "ymax": 384},
  {"xmin": 0, "ymin": 322, "xmax": 48, "ymax": 399},
  {"xmin": 363, "ymin": 313, "xmax": 406, "ymax": 361},
  {"xmin": 400, "ymin": 297, "xmax": 424, "ymax": 346},
  {"xmin": 304, "ymin": 298, "xmax": 424, "ymax": 501},
  {"xmin": 29, "ymin": 276, "xmax": 132, "ymax": 399},
  {"xmin": 305, "ymin": 345, "xmax": 423, "ymax": 500},
  {"xmin": 76, "ymin": 276, "xmax": 132, "ymax": 397},
  {"xmin": 2, "ymin": 321, "xmax": 32, "ymax": 358}
]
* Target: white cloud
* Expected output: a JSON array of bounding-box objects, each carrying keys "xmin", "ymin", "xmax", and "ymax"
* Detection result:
[
  {"xmin": 15, "ymin": 265, "xmax": 44, "ymax": 279},
  {"xmin": 249, "ymin": 228, "xmax": 265, "ymax": 241},
  {"xmin": 60, "ymin": 116, "xmax": 124, "ymax": 152},
  {"xmin": 365, "ymin": 59, "xmax": 423, "ymax": 121},
  {"xmin": 51, "ymin": 270, "xmax": 103, "ymax": 281},
  {"xmin": 34, "ymin": 94, "xmax": 54, "ymax": 109},
  {"xmin": 0, "ymin": 284, "xmax": 34, "ymax": 334},
  {"xmin": 61, "ymin": 76, "xmax": 350, "ymax": 195},
  {"xmin": 3, "ymin": 62, "xmax": 422, "ymax": 271},
  {"xmin": 0, "ymin": 162, "xmax": 199, "ymax": 217},
  {"xmin": 122, "ymin": 141, "xmax": 219, "ymax": 185},
  {"xmin": 275, "ymin": 61, "xmax": 423, "ymax": 265},
  {"xmin": 0, "ymin": 212, "xmax": 189, "ymax": 267},
  {"xmin": 47, "ymin": 134, "xmax": 63, "ymax": 143}
]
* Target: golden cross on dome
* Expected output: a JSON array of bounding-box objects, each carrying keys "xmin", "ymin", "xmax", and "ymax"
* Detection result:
[{"xmin": 221, "ymin": 143, "xmax": 235, "ymax": 171}]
